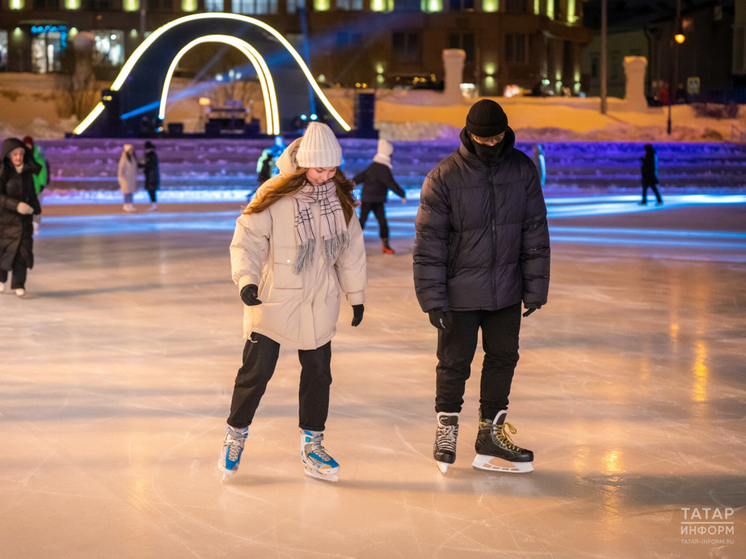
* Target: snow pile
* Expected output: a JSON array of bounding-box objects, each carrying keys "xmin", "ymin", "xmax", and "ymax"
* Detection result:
[
  {"xmin": 0, "ymin": 116, "xmax": 80, "ymax": 141},
  {"xmin": 376, "ymin": 121, "xmax": 462, "ymax": 142},
  {"xmin": 516, "ymin": 123, "xmax": 726, "ymax": 143}
]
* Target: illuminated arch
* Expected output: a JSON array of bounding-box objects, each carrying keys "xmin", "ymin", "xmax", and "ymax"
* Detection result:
[
  {"xmin": 73, "ymin": 13, "xmax": 351, "ymax": 135},
  {"xmin": 159, "ymin": 35, "xmax": 280, "ymax": 135}
]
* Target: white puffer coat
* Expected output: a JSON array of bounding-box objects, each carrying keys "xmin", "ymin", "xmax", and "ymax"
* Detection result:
[
  {"xmin": 230, "ymin": 139, "xmax": 367, "ymax": 350},
  {"xmin": 117, "ymin": 152, "xmax": 138, "ymax": 194}
]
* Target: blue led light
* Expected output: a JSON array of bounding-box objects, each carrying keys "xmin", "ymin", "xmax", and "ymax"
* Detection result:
[{"xmin": 300, "ymin": 114, "xmax": 308, "ymax": 121}]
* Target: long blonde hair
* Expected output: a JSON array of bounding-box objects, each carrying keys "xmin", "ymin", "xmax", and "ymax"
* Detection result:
[{"xmin": 244, "ymin": 168, "xmax": 358, "ymax": 223}]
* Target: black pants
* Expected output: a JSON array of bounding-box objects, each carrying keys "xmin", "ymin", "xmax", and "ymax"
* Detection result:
[
  {"xmin": 147, "ymin": 189, "xmax": 157, "ymax": 203},
  {"xmin": 227, "ymin": 332, "xmax": 333, "ymax": 432},
  {"xmin": 642, "ymin": 181, "xmax": 662, "ymax": 204},
  {"xmin": 0, "ymin": 252, "xmax": 28, "ymax": 289},
  {"xmin": 435, "ymin": 304, "xmax": 522, "ymax": 420},
  {"xmin": 359, "ymin": 202, "xmax": 389, "ymax": 240}
]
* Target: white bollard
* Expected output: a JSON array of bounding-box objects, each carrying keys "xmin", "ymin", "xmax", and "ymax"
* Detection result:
[
  {"xmin": 442, "ymin": 49, "xmax": 467, "ymax": 105},
  {"xmin": 624, "ymin": 56, "xmax": 649, "ymax": 112}
]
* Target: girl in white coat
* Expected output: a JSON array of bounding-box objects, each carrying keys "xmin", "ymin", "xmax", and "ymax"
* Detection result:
[
  {"xmin": 117, "ymin": 144, "xmax": 138, "ymax": 212},
  {"xmin": 219, "ymin": 123, "xmax": 367, "ymax": 482}
]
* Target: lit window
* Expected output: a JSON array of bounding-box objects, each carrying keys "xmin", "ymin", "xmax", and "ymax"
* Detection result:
[
  {"xmin": 232, "ymin": 0, "xmax": 278, "ymax": 13},
  {"xmin": 337, "ymin": 0, "xmax": 362, "ymax": 8},
  {"xmin": 421, "ymin": 0, "xmax": 442, "ymax": 11},
  {"xmin": 286, "ymin": 0, "xmax": 304, "ymax": 12},
  {"xmin": 205, "ymin": 0, "xmax": 224, "ymax": 11},
  {"xmin": 0, "ymin": 31, "xmax": 8, "ymax": 72},
  {"xmin": 30, "ymin": 25, "xmax": 68, "ymax": 74},
  {"xmin": 93, "ymin": 30, "xmax": 124, "ymax": 67}
]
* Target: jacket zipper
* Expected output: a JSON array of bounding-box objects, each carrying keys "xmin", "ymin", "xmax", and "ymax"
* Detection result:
[{"xmin": 490, "ymin": 168, "xmax": 498, "ymax": 309}]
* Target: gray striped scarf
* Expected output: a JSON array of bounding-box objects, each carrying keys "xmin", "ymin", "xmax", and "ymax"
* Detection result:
[{"xmin": 293, "ymin": 179, "xmax": 349, "ymax": 274}]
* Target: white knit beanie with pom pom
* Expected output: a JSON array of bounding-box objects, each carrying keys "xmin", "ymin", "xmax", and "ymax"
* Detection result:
[{"xmin": 295, "ymin": 122, "xmax": 342, "ymax": 169}]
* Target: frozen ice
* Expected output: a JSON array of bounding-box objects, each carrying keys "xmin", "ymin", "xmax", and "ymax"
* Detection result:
[{"xmin": 0, "ymin": 193, "xmax": 744, "ymax": 558}]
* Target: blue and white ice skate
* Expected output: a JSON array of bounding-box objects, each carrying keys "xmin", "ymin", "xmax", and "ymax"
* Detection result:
[
  {"xmin": 300, "ymin": 430, "xmax": 339, "ymax": 482},
  {"xmin": 218, "ymin": 425, "xmax": 248, "ymax": 480}
]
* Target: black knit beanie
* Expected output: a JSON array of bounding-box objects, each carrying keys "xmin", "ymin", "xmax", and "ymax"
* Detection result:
[{"xmin": 466, "ymin": 99, "xmax": 508, "ymax": 137}]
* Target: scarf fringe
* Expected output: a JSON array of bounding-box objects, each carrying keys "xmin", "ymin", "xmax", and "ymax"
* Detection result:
[{"xmin": 294, "ymin": 238, "xmax": 315, "ymax": 275}]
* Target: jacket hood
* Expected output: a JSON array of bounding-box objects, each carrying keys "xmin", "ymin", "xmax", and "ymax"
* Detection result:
[
  {"xmin": 459, "ymin": 126, "xmax": 516, "ymax": 166},
  {"xmin": 276, "ymin": 136, "xmax": 303, "ymax": 176},
  {"xmin": 1, "ymin": 138, "xmax": 28, "ymax": 162}
]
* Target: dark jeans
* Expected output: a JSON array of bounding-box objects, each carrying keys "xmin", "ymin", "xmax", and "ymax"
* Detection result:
[
  {"xmin": 147, "ymin": 189, "xmax": 157, "ymax": 203},
  {"xmin": 227, "ymin": 332, "xmax": 333, "ymax": 432},
  {"xmin": 0, "ymin": 253, "xmax": 28, "ymax": 289},
  {"xmin": 435, "ymin": 303, "xmax": 522, "ymax": 420},
  {"xmin": 359, "ymin": 202, "xmax": 389, "ymax": 240},
  {"xmin": 642, "ymin": 181, "xmax": 662, "ymax": 204}
]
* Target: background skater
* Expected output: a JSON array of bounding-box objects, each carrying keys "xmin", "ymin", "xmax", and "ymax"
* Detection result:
[
  {"xmin": 118, "ymin": 144, "xmax": 138, "ymax": 213},
  {"xmin": 640, "ymin": 144, "xmax": 663, "ymax": 206},
  {"xmin": 0, "ymin": 138, "xmax": 42, "ymax": 297},
  {"xmin": 353, "ymin": 139, "xmax": 407, "ymax": 254},
  {"xmin": 220, "ymin": 122, "xmax": 367, "ymax": 483},
  {"xmin": 413, "ymin": 99, "xmax": 550, "ymax": 475},
  {"xmin": 140, "ymin": 141, "xmax": 160, "ymax": 212}
]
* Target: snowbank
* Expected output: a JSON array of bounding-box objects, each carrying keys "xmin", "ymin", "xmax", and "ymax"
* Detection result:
[{"xmin": 2, "ymin": 74, "xmax": 746, "ymax": 142}]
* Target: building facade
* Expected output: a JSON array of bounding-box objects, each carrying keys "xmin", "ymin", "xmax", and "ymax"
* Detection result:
[{"xmin": 1, "ymin": 0, "xmax": 592, "ymax": 96}]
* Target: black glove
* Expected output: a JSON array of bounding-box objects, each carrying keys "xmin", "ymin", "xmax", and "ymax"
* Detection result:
[
  {"xmin": 240, "ymin": 284, "xmax": 262, "ymax": 306},
  {"xmin": 428, "ymin": 309, "xmax": 451, "ymax": 330},
  {"xmin": 351, "ymin": 304, "xmax": 364, "ymax": 327},
  {"xmin": 522, "ymin": 305, "xmax": 541, "ymax": 318}
]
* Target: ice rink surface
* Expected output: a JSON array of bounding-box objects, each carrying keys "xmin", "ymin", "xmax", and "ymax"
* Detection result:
[{"xmin": 1, "ymin": 195, "xmax": 745, "ymax": 559}]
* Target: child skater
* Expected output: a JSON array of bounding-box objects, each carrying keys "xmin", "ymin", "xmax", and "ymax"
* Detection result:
[
  {"xmin": 353, "ymin": 139, "xmax": 406, "ymax": 254},
  {"xmin": 219, "ymin": 122, "xmax": 367, "ymax": 483}
]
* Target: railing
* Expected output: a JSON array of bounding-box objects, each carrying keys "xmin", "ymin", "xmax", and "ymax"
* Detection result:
[{"xmin": 731, "ymin": 124, "xmax": 746, "ymax": 143}]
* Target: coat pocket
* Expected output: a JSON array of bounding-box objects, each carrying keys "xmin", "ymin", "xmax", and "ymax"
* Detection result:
[{"xmin": 272, "ymin": 247, "xmax": 303, "ymax": 289}]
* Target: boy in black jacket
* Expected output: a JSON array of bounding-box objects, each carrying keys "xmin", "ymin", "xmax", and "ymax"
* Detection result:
[{"xmin": 354, "ymin": 139, "xmax": 406, "ymax": 254}]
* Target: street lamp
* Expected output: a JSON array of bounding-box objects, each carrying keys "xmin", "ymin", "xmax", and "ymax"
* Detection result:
[{"xmin": 667, "ymin": 0, "xmax": 684, "ymax": 135}]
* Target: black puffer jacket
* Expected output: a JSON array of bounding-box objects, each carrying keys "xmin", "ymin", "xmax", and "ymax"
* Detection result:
[
  {"xmin": 140, "ymin": 149, "xmax": 160, "ymax": 190},
  {"xmin": 413, "ymin": 128, "xmax": 550, "ymax": 312},
  {"xmin": 0, "ymin": 138, "xmax": 41, "ymax": 271},
  {"xmin": 353, "ymin": 162, "xmax": 406, "ymax": 203}
]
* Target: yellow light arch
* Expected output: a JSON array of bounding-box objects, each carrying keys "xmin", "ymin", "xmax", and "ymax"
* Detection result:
[
  {"xmin": 159, "ymin": 35, "xmax": 281, "ymax": 135},
  {"xmin": 73, "ymin": 12, "xmax": 351, "ymax": 135}
]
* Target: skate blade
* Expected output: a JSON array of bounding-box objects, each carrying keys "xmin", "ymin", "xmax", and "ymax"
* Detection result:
[
  {"xmin": 436, "ymin": 461, "xmax": 450, "ymax": 474},
  {"xmin": 303, "ymin": 466, "xmax": 339, "ymax": 483},
  {"xmin": 218, "ymin": 460, "xmax": 238, "ymax": 478},
  {"xmin": 472, "ymin": 454, "xmax": 533, "ymax": 474}
]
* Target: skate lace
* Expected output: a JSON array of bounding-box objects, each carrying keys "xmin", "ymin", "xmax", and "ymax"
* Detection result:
[
  {"xmin": 493, "ymin": 422, "xmax": 521, "ymax": 452},
  {"xmin": 306, "ymin": 434, "xmax": 332, "ymax": 461},
  {"xmin": 436, "ymin": 423, "xmax": 459, "ymax": 453},
  {"xmin": 226, "ymin": 432, "xmax": 246, "ymax": 461}
]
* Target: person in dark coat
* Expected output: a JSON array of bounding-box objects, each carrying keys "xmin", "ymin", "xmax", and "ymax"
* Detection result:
[
  {"xmin": 413, "ymin": 99, "xmax": 550, "ymax": 475},
  {"xmin": 639, "ymin": 144, "xmax": 662, "ymax": 205},
  {"xmin": 353, "ymin": 139, "xmax": 407, "ymax": 254},
  {"xmin": 0, "ymin": 138, "xmax": 42, "ymax": 297},
  {"xmin": 139, "ymin": 141, "xmax": 160, "ymax": 212}
]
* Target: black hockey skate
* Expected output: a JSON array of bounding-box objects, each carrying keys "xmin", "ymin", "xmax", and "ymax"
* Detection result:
[
  {"xmin": 473, "ymin": 410, "xmax": 534, "ymax": 473},
  {"xmin": 433, "ymin": 412, "xmax": 459, "ymax": 474}
]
